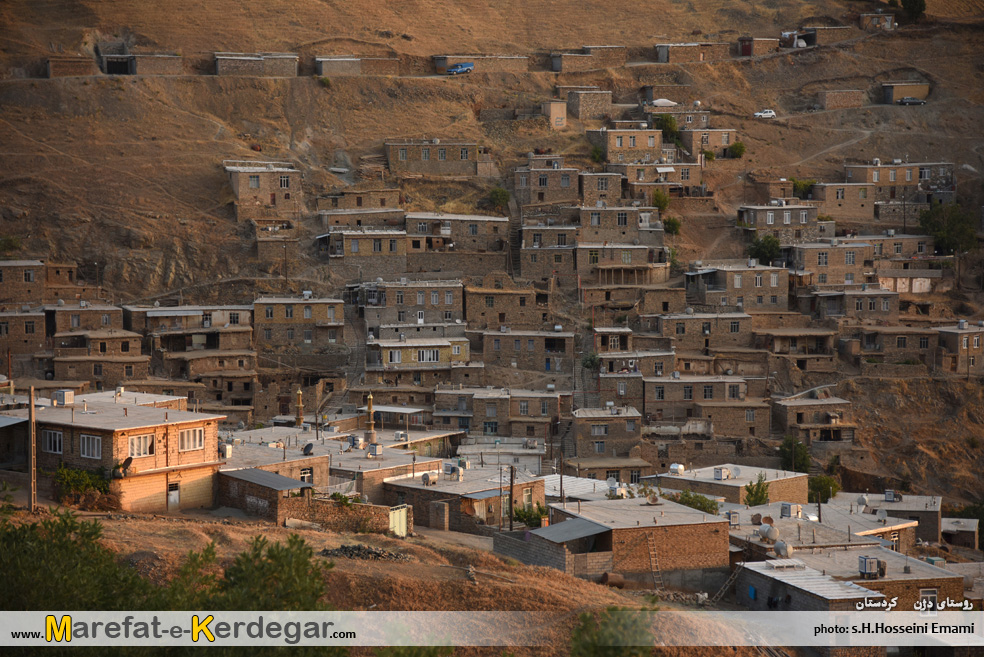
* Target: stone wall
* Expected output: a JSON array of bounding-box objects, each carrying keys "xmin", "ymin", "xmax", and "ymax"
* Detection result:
[
  {"xmin": 566, "ymin": 91, "xmax": 612, "ymax": 120},
  {"xmin": 493, "ymin": 530, "xmax": 573, "ymax": 570},
  {"xmin": 406, "ymin": 251, "xmax": 508, "ymax": 277},
  {"xmin": 818, "ymin": 89, "xmax": 866, "ymax": 110},
  {"xmin": 47, "ymin": 57, "xmax": 98, "ymax": 77},
  {"xmin": 133, "ymin": 56, "xmax": 184, "ymax": 75},
  {"xmin": 435, "ymin": 55, "xmax": 529, "ymax": 74},
  {"xmin": 276, "ymin": 493, "xmax": 409, "ymax": 532}
]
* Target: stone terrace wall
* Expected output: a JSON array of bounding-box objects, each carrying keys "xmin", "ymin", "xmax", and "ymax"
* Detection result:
[
  {"xmin": 277, "ymin": 494, "xmax": 410, "ymax": 532},
  {"xmin": 47, "ymin": 57, "xmax": 99, "ymax": 77},
  {"xmin": 567, "ymin": 91, "xmax": 612, "ymax": 119},
  {"xmin": 819, "ymin": 89, "xmax": 866, "ymax": 110},
  {"xmin": 133, "ymin": 56, "xmax": 184, "ymax": 75}
]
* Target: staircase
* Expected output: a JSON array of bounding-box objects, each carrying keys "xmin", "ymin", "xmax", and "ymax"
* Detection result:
[
  {"xmin": 557, "ymin": 418, "xmax": 575, "ymax": 459},
  {"xmin": 709, "ymin": 562, "xmax": 744, "ymax": 605},
  {"xmin": 507, "ymin": 196, "xmax": 522, "ymax": 277},
  {"xmin": 647, "ymin": 533, "xmax": 665, "ymax": 591}
]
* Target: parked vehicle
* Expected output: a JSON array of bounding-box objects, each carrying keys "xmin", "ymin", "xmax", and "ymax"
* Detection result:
[
  {"xmin": 753, "ymin": 109, "xmax": 777, "ymax": 119},
  {"xmin": 896, "ymin": 97, "xmax": 926, "ymax": 106},
  {"xmin": 445, "ymin": 63, "xmax": 474, "ymax": 75}
]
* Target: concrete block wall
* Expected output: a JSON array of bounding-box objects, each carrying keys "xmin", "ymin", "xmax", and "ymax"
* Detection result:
[{"xmin": 492, "ymin": 530, "xmax": 572, "ymax": 571}]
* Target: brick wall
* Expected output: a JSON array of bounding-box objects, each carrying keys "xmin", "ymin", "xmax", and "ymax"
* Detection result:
[
  {"xmin": 47, "ymin": 57, "xmax": 98, "ymax": 77},
  {"xmin": 133, "ymin": 56, "xmax": 184, "ymax": 75},
  {"xmin": 655, "ymin": 472, "xmax": 808, "ymax": 504},
  {"xmin": 492, "ymin": 530, "xmax": 573, "ymax": 571},
  {"xmin": 819, "ymin": 90, "xmax": 866, "ymax": 110}
]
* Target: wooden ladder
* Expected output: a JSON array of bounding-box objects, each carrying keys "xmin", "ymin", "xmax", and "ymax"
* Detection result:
[
  {"xmin": 710, "ymin": 562, "xmax": 744, "ymax": 604},
  {"xmin": 647, "ymin": 533, "xmax": 665, "ymax": 590}
]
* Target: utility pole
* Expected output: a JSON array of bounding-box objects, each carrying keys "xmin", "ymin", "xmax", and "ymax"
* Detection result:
[
  {"xmin": 29, "ymin": 386, "xmax": 37, "ymax": 513},
  {"xmin": 498, "ymin": 466, "xmax": 503, "ymax": 531},
  {"xmin": 509, "ymin": 465, "xmax": 515, "ymax": 531},
  {"xmin": 283, "ymin": 243, "xmax": 289, "ymax": 292}
]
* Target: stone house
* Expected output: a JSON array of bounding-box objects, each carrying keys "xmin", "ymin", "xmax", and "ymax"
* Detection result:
[
  {"xmin": 561, "ymin": 456, "xmax": 654, "ymax": 483},
  {"xmin": 844, "ymin": 325, "xmax": 938, "ymax": 367},
  {"xmin": 737, "ymin": 37, "xmax": 780, "ymax": 56},
  {"xmin": 860, "ymin": 13, "xmax": 895, "ymax": 30},
  {"xmin": 738, "ymin": 203, "xmax": 832, "ymax": 246},
  {"xmin": 753, "ymin": 327, "xmax": 837, "ymax": 373},
  {"xmin": 803, "ymin": 287, "xmax": 900, "ymax": 324},
  {"xmin": 513, "ymin": 153, "xmax": 580, "ymax": 206},
  {"xmin": 321, "ymin": 228, "xmax": 409, "ymax": 280},
  {"xmin": 353, "ymin": 278, "xmax": 464, "ymax": 334},
  {"xmin": 772, "ymin": 388, "xmax": 855, "ymax": 445},
  {"xmin": 651, "ymin": 311, "xmax": 753, "ymax": 351},
  {"xmin": 586, "ymin": 126, "xmax": 663, "ymax": 164},
  {"xmin": 0, "ymin": 260, "xmax": 96, "ymax": 305},
  {"xmin": 464, "ymin": 274, "xmax": 550, "ymax": 330},
  {"xmin": 317, "ymin": 188, "xmax": 402, "ymax": 211},
  {"xmin": 578, "ymin": 172, "xmax": 625, "ymax": 206},
  {"xmin": 844, "ymin": 159, "xmax": 954, "ymax": 205},
  {"xmin": 644, "ymin": 107, "xmax": 711, "ymax": 130},
  {"xmin": 44, "ymin": 302, "xmax": 124, "ymax": 335},
  {"xmin": 550, "ymin": 46, "xmax": 627, "ymax": 72},
  {"xmin": 480, "ymin": 328, "xmax": 574, "ymax": 374},
  {"xmin": 405, "ymin": 212, "xmax": 509, "ymax": 254},
  {"xmin": 572, "ymin": 406, "xmax": 642, "ymax": 459},
  {"xmin": 935, "ymin": 320, "xmax": 984, "ymax": 376},
  {"xmin": 0, "ymin": 310, "xmax": 46, "ymax": 364},
  {"xmin": 565, "ymin": 90, "xmax": 612, "ymax": 120},
  {"xmin": 385, "ymin": 139, "xmax": 497, "ymax": 178},
  {"xmin": 642, "ymin": 375, "xmax": 750, "ymax": 424},
  {"xmin": 433, "ymin": 386, "xmax": 568, "ymax": 443},
  {"xmin": 49, "ymin": 328, "xmax": 150, "ymax": 389},
  {"xmin": 880, "ymin": 81, "xmax": 931, "ymax": 104},
  {"xmin": 317, "ymin": 209, "xmax": 407, "ymax": 235},
  {"xmin": 223, "ymin": 160, "xmax": 304, "ymax": 222},
  {"xmin": 253, "ymin": 295, "xmax": 344, "ymax": 353},
  {"xmin": 685, "ymin": 260, "xmax": 789, "ymax": 311},
  {"xmin": 6, "ymin": 401, "xmax": 225, "ymax": 513},
  {"xmin": 677, "ymin": 128, "xmax": 738, "ymax": 159},
  {"xmin": 655, "ymin": 463, "xmax": 808, "ymax": 504},
  {"xmin": 46, "ymin": 56, "xmax": 99, "ymax": 77},
  {"xmin": 574, "ymin": 243, "xmax": 670, "ymax": 287},
  {"xmin": 810, "ymin": 182, "xmax": 876, "ymax": 221},
  {"xmin": 789, "ymin": 241, "xmax": 877, "ymax": 288},
  {"xmin": 365, "ymin": 336, "xmax": 475, "ymax": 388},
  {"xmin": 214, "ymin": 52, "xmax": 298, "ymax": 76},
  {"xmin": 854, "ymin": 490, "xmax": 943, "ymax": 544},
  {"xmin": 576, "ymin": 205, "xmax": 663, "ymax": 245}
]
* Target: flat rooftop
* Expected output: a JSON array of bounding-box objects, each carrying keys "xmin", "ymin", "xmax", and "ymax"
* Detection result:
[
  {"xmin": 75, "ymin": 390, "xmax": 186, "ymax": 406},
  {"xmin": 573, "ymin": 407, "xmax": 641, "ymax": 418},
  {"xmin": 839, "ymin": 490, "xmax": 942, "ymax": 514},
  {"xmin": 656, "ymin": 464, "xmax": 806, "ymax": 488},
  {"xmin": 386, "ymin": 462, "xmax": 541, "ymax": 495},
  {"xmin": 792, "ymin": 546, "xmax": 961, "ymax": 583},
  {"xmin": 3, "ymin": 402, "xmax": 225, "ymax": 432},
  {"xmin": 742, "ymin": 560, "xmax": 882, "ymax": 601},
  {"xmin": 405, "ymin": 212, "xmax": 507, "ymax": 222},
  {"xmin": 552, "ymin": 495, "xmax": 728, "ymax": 530},
  {"xmin": 219, "ymin": 434, "xmax": 441, "ymax": 473}
]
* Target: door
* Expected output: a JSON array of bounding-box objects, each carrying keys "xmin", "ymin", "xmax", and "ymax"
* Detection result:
[
  {"xmin": 167, "ymin": 483, "xmax": 180, "ymax": 512},
  {"xmin": 389, "ymin": 504, "xmax": 408, "ymax": 537},
  {"xmin": 270, "ymin": 193, "xmax": 276, "ymax": 206},
  {"xmin": 417, "ymin": 310, "xmax": 424, "ymax": 325}
]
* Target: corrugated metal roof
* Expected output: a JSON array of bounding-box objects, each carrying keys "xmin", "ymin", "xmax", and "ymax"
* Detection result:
[
  {"xmin": 461, "ymin": 488, "xmax": 506, "ymax": 500},
  {"xmin": 221, "ymin": 468, "xmax": 313, "ymax": 491},
  {"xmin": 531, "ymin": 518, "xmax": 610, "ymax": 543},
  {"xmin": 0, "ymin": 415, "xmax": 27, "ymax": 429}
]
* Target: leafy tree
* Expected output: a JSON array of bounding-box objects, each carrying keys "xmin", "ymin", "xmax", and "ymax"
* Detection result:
[
  {"xmin": 668, "ymin": 490, "xmax": 718, "ymax": 514},
  {"xmin": 651, "ymin": 189, "xmax": 670, "ymax": 213},
  {"xmin": 662, "ymin": 216, "xmax": 681, "ymax": 235},
  {"xmin": 789, "ymin": 177, "xmax": 816, "ymax": 199},
  {"xmin": 727, "ymin": 141, "xmax": 746, "ymax": 159},
  {"xmin": 918, "ymin": 202, "xmax": 976, "ymax": 255},
  {"xmin": 901, "ymin": 0, "xmax": 926, "ymax": 21},
  {"xmin": 489, "ymin": 187, "xmax": 510, "ymax": 212},
  {"xmin": 808, "ymin": 475, "xmax": 841, "ymax": 504},
  {"xmin": 512, "ymin": 502, "xmax": 548, "ymax": 527},
  {"xmin": 748, "ymin": 234, "xmax": 781, "ymax": 264},
  {"xmin": 701, "ymin": 149, "xmax": 715, "ymax": 162},
  {"xmin": 654, "ymin": 114, "xmax": 678, "ymax": 141},
  {"xmin": 581, "ymin": 351, "xmax": 601, "ymax": 370},
  {"xmin": 590, "ymin": 146, "xmax": 605, "ymax": 163},
  {"xmin": 779, "ymin": 436, "xmax": 810, "ymax": 473},
  {"xmin": 570, "ymin": 607, "xmax": 654, "ymax": 657},
  {"xmin": 743, "ymin": 472, "xmax": 769, "ymax": 506}
]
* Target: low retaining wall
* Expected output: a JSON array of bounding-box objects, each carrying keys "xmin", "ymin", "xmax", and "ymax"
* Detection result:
[
  {"xmin": 859, "ymin": 361, "xmax": 930, "ymax": 377},
  {"xmin": 279, "ymin": 495, "xmax": 410, "ymax": 533}
]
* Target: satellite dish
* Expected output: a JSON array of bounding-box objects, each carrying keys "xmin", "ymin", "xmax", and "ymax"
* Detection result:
[
  {"xmin": 121, "ymin": 457, "xmax": 133, "ymax": 470},
  {"xmin": 762, "ymin": 516, "xmax": 774, "ymax": 526},
  {"xmin": 647, "ymin": 493, "xmax": 660, "ymax": 505},
  {"xmin": 857, "ymin": 494, "xmax": 869, "ymax": 507},
  {"xmin": 877, "ymin": 509, "xmax": 888, "ymax": 521},
  {"xmin": 732, "ymin": 467, "xmax": 742, "ymax": 478},
  {"xmin": 303, "ymin": 442, "xmax": 314, "ymax": 456},
  {"xmin": 606, "ymin": 477, "xmax": 618, "ymax": 488},
  {"xmin": 751, "ymin": 513, "xmax": 762, "ymax": 525},
  {"xmin": 775, "ymin": 540, "xmax": 787, "ymax": 557}
]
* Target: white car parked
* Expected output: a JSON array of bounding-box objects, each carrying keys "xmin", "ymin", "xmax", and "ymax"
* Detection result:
[{"xmin": 754, "ymin": 109, "xmax": 777, "ymax": 119}]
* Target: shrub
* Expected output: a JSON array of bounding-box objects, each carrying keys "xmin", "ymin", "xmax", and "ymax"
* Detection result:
[
  {"xmin": 48, "ymin": 464, "xmax": 109, "ymax": 504},
  {"xmin": 655, "ymin": 114, "xmax": 678, "ymax": 141},
  {"xmin": 663, "ymin": 216, "xmax": 681, "ymax": 235},
  {"xmin": 489, "ymin": 187, "xmax": 510, "ymax": 212},
  {"xmin": 919, "ymin": 202, "xmax": 977, "ymax": 254},
  {"xmin": 651, "ymin": 189, "xmax": 670, "ymax": 213},
  {"xmin": 789, "ymin": 177, "xmax": 816, "ymax": 199},
  {"xmin": 744, "ymin": 473, "xmax": 769, "ymax": 506},
  {"xmin": 748, "ymin": 235, "xmax": 781, "ymax": 264},
  {"xmin": 702, "ymin": 149, "xmax": 715, "ymax": 162},
  {"xmin": 318, "ymin": 76, "xmax": 332, "ymax": 88},
  {"xmin": 727, "ymin": 141, "xmax": 747, "ymax": 159},
  {"xmin": 0, "ymin": 235, "xmax": 21, "ymax": 253},
  {"xmin": 581, "ymin": 351, "xmax": 601, "ymax": 370},
  {"xmin": 512, "ymin": 502, "xmax": 548, "ymax": 527},
  {"xmin": 808, "ymin": 475, "xmax": 841, "ymax": 504},
  {"xmin": 667, "ymin": 490, "xmax": 719, "ymax": 514},
  {"xmin": 779, "ymin": 436, "xmax": 810, "ymax": 472},
  {"xmin": 590, "ymin": 146, "xmax": 604, "ymax": 163}
]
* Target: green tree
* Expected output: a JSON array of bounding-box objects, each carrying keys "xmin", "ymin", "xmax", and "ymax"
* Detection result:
[
  {"xmin": 788, "ymin": 177, "xmax": 816, "ymax": 199},
  {"xmin": 512, "ymin": 502, "xmax": 549, "ymax": 527},
  {"xmin": 651, "ymin": 189, "xmax": 670, "ymax": 213},
  {"xmin": 669, "ymin": 490, "xmax": 719, "ymax": 514},
  {"xmin": 808, "ymin": 475, "xmax": 841, "ymax": 504},
  {"xmin": 570, "ymin": 607, "xmax": 654, "ymax": 657},
  {"xmin": 779, "ymin": 436, "xmax": 810, "ymax": 473},
  {"xmin": 901, "ymin": 0, "xmax": 926, "ymax": 21},
  {"xmin": 918, "ymin": 202, "xmax": 976, "ymax": 255},
  {"xmin": 590, "ymin": 146, "xmax": 604, "ymax": 163},
  {"xmin": 662, "ymin": 216, "xmax": 681, "ymax": 235},
  {"xmin": 655, "ymin": 114, "xmax": 678, "ymax": 142},
  {"xmin": 489, "ymin": 187, "xmax": 510, "ymax": 212},
  {"xmin": 743, "ymin": 472, "xmax": 769, "ymax": 506},
  {"xmin": 748, "ymin": 234, "xmax": 781, "ymax": 264},
  {"xmin": 727, "ymin": 141, "xmax": 746, "ymax": 159},
  {"xmin": 701, "ymin": 149, "xmax": 715, "ymax": 162},
  {"xmin": 581, "ymin": 351, "xmax": 601, "ymax": 370}
]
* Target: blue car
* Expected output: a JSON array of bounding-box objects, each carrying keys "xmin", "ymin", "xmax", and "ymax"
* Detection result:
[{"xmin": 445, "ymin": 62, "xmax": 474, "ymax": 75}]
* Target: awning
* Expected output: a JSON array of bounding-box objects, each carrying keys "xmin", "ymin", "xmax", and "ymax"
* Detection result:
[
  {"xmin": 0, "ymin": 416, "xmax": 28, "ymax": 429},
  {"xmin": 221, "ymin": 468, "xmax": 313, "ymax": 492},
  {"xmin": 462, "ymin": 488, "xmax": 507, "ymax": 500},
  {"xmin": 656, "ymin": 166, "xmax": 675, "ymax": 173},
  {"xmin": 530, "ymin": 517, "xmax": 610, "ymax": 543},
  {"xmin": 359, "ymin": 405, "xmax": 427, "ymax": 415}
]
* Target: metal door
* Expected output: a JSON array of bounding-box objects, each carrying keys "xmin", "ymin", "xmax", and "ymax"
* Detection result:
[
  {"xmin": 167, "ymin": 483, "xmax": 180, "ymax": 512},
  {"xmin": 389, "ymin": 504, "xmax": 408, "ymax": 537}
]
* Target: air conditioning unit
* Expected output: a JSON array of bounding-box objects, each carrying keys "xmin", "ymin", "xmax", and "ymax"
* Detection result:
[
  {"xmin": 859, "ymin": 555, "xmax": 879, "ymax": 579},
  {"xmin": 53, "ymin": 390, "xmax": 74, "ymax": 406},
  {"xmin": 202, "ymin": 319, "xmax": 211, "ymax": 328},
  {"xmin": 714, "ymin": 467, "xmax": 731, "ymax": 481},
  {"xmin": 219, "ymin": 444, "xmax": 233, "ymax": 458}
]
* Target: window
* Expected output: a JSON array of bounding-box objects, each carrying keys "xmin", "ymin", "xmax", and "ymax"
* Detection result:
[
  {"xmin": 124, "ymin": 365, "xmax": 133, "ymax": 377},
  {"xmin": 394, "ymin": 290, "xmax": 404, "ymax": 305},
  {"xmin": 80, "ymin": 434, "xmax": 101, "ymax": 460},
  {"xmin": 889, "ymin": 169, "xmax": 896, "ymax": 182},
  {"xmin": 730, "ymin": 321, "xmax": 740, "ymax": 333},
  {"xmin": 284, "ymin": 306, "xmax": 294, "ymax": 319},
  {"xmin": 589, "ymin": 250, "xmax": 600, "ymax": 265},
  {"xmin": 483, "ymin": 421, "xmax": 498, "ymax": 435},
  {"xmin": 303, "ymin": 329, "xmax": 312, "ymax": 343},
  {"xmin": 818, "ymin": 273, "xmax": 827, "ymax": 284},
  {"xmin": 919, "ymin": 337, "xmax": 929, "ymax": 349},
  {"xmin": 754, "ymin": 273, "xmax": 762, "ymax": 288},
  {"xmin": 0, "ymin": 322, "xmax": 7, "ymax": 337},
  {"xmin": 680, "ymin": 167, "xmax": 690, "ymax": 181},
  {"xmin": 836, "ymin": 188, "xmax": 845, "ymax": 200},
  {"xmin": 868, "ymin": 299, "xmax": 876, "ymax": 311},
  {"xmin": 918, "ymin": 167, "xmax": 929, "ymax": 181},
  {"xmin": 519, "ymin": 401, "xmax": 529, "ymax": 415},
  {"xmin": 897, "ymin": 336, "xmax": 907, "ymax": 349},
  {"xmin": 919, "ymin": 589, "xmax": 938, "ymax": 616},
  {"xmin": 519, "ymin": 174, "xmax": 528, "ymax": 188},
  {"xmin": 845, "ymin": 251, "xmax": 855, "ymax": 265},
  {"xmin": 766, "ymin": 211, "xmax": 774, "ymax": 225},
  {"xmin": 591, "ymin": 424, "xmax": 609, "ymax": 436},
  {"xmin": 417, "ymin": 349, "xmax": 440, "ymax": 363},
  {"xmin": 855, "ymin": 299, "xmax": 864, "ymax": 311},
  {"xmin": 128, "ymin": 434, "xmax": 154, "ymax": 458},
  {"xmin": 621, "ymin": 251, "xmax": 632, "ymax": 264},
  {"xmin": 248, "ymin": 175, "xmax": 260, "ymax": 188},
  {"xmin": 451, "ymin": 342, "xmax": 460, "ymax": 354},
  {"xmin": 617, "ymin": 212, "xmax": 628, "ymax": 226},
  {"xmin": 917, "ymin": 241, "xmax": 926, "ymax": 254},
  {"xmin": 528, "ymin": 339, "xmax": 535, "ymax": 351},
  {"xmin": 372, "ymin": 239, "xmax": 382, "ymax": 253},
  {"xmin": 683, "ymin": 385, "xmax": 693, "ymax": 401},
  {"xmin": 514, "ymin": 339, "xmax": 520, "ymax": 351},
  {"xmin": 93, "ymin": 363, "xmax": 103, "ymax": 376},
  {"xmin": 265, "ymin": 306, "xmax": 274, "ymax": 319},
  {"xmin": 303, "ymin": 305, "xmax": 312, "ymax": 319},
  {"xmin": 594, "ymin": 441, "xmax": 606, "ymax": 454},
  {"xmin": 617, "ymin": 381, "xmax": 627, "ymax": 396},
  {"xmin": 438, "ymin": 148, "xmax": 446, "ymax": 161},
  {"xmin": 430, "ymin": 291, "xmax": 439, "ymax": 305},
  {"xmin": 701, "ymin": 132, "xmax": 709, "ymax": 145},
  {"xmin": 746, "ymin": 409, "xmax": 756, "ymax": 422},
  {"xmin": 541, "ymin": 400, "xmax": 549, "ymax": 415},
  {"xmin": 817, "ymin": 252, "xmax": 829, "ymax": 267},
  {"xmin": 421, "ymin": 148, "xmax": 430, "ymax": 161},
  {"xmin": 845, "ymin": 273, "xmax": 854, "ymax": 284},
  {"xmin": 279, "ymin": 175, "xmax": 290, "ymax": 189},
  {"xmin": 771, "ymin": 273, "xmax": 780, "ymax": 287},
  {"xmin": 398, "ymin": 148, "xmax": 407, "ymax": 161},
  {"xmin": 468, "ymin": 224, "xmax": 478, "ymax": 236},
  {"xmin": 882, "ymin": 299, "xmax": 890, "ymax": 312},
  {"xmin": 263, "ymin": 328, "xmax": 272, "ymax": 340},
  {"xmin": 486, "ymin": 404, "xmax": 497, "ymax": 417},
  {"xmin": 783, "ymin": 211, "xmax": 791, "ymax": 225},
  {"xmin": 703, "ymin": 385, "xmax": 714, "ymax": 400},
  {"xmin": 800, "ymin": 210, "xmax": 808, "ymax": 224},
  {"xmin": 653, "ymin": 385, "xmax": 665, "ymax": 400},
  {"xmin": 42, "ymin": 430, "xmax": 63, "ymax": 454},
  {"xmin": 964, "ymin": 336, "xmax": 970, "ymax": 349},
  {"xmin": 442, "ymin": 290, "xmax": 453, "ymax": 306},
  {"xmin": 976, "ymin": 336, "xmax": 982, "ymax": 349},
  {"xmin": 894, "ymin": 242, "xmax": 903, "ymax": 255},
  {"xmin": 179, "ymin": 428, "xmax": 204, "ymax": 451},
  {"xmin": 615, "ymin": 136, "xmax": 623, "ymax": 148},
  {"xmin": 734, "ymin": 273, "xmax": 743, "ymax": 288},
  {"xmin": 905, "ymin": 169, "xmax": 912, "ymax": 182},
  {"xmin": 872, "ymin": 170, "xmax": 880, "ymax": 183},
  {"xmin": 538, "ymin": 174, "xmax": 548, "ymax": 187},
  {"xmin": 597, "ymin": 178, "xmax": 609, "ymax": 191},
  {"xmin": 628, "ymin": 136, "xmax": 636, "ymax": 148},
  {"xmin": 460, "ymin": 148, "xmax": 469, "ymax": 160},
  {"xmin": 561, "ymin": 174, "xmax": 570, "ymax": 188},
  {"xmin": 728, "ymin": 383, "xmax": 741, "ymax": 399},
  {"xmin": 630, "ymin": 470, "xmax": 641, "ymax": 484},
  {"xmin": 675, "ymin": 322, "xmax": 686, "ymax": 336},
  {"xmin": 388, "ymin": 238, "xmax": 398, "ymax": 252},
  {"xmin": 485, "ymin": 296, "xmax": 495, "ymax": 308},
  {"xmin": 286, "ymin": 328, "xmax": 294, "ymax": 340},
  {"xmin": 299, "ymin": 468, "xmax": 313, "ymax": 484}
]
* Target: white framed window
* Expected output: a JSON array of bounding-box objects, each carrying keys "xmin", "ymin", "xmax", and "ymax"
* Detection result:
[
  {"xmin": 734, "ymin": 274, "xmax": 742, "ymax": 288},
  {"xmin": 417, "ymin": 291, "xmax": 425, "ymax": 305},
  {"xmin": 280, "ymin": 175, "xmax": 290, "ymax": 189},
  {"xmin": 300, "ymin": 468, "xmax": 313, "ymax": 483},
  {"xmin": 179, "ymin": 428, "xmax": 204, "ymax": 452},
  {"xmin": 417, "ymin": 349, "xmax": 440, "ymax": 363},
  {"xmin": 303, "ymin": 305, "xmax": 312, "ymax": 319},
  {"xmin": 594, "ymin": 441, "xmax": 605, "ymax": 454},
  {"xmin": 80, "ymin": 434, "xmax": 102, "ymax": 460},
  {"xmin": 248, "ymin": 175, "xmax": 260, "ymax": 189},
  {"xmin": 845, "ymin": 251, "xmax": 855, "ymax": 265},
  {"xmin": 771, "ymin": 273, "xmax": 779, "ymax": 286},
  {"xmin": 783, "ymin": 211, "xmax": 791, "ymax": 225},
  {"xmin": 883, "ymin": 299, "xmax": 891, "ymax": 312},
  {"xmin": 746, "ymin": 409, "xmax": 756, "ymax": 422},
  {"xmin": 388, "ymin": 350, "xmax": 402, "ymax": 363},
  {"xmin": 617, "ymin": 381, "xmax": 626, "ymax": 396},
  {"xmin": 653, "ymin": 385, "xmax": 665, "ymax": 400},
  {"xmin": 42, "ymin": 429, "xmax": 63, "ymax": 454},
  {"xmin": 766, "ymin": 211, "xmax": 774, "ymax": 225},
  {"xmin": 452, "ymin": 344, "xmax": 461, "ymax": 355},
  {"xmin": 431, "ymin": 291, "xmax": 439, "ymax": 305},
  {"xmin": 128, "ymin": 434, "xmax": 154, "ymax": 458},
  {"xmin": 591, "ymin": 424, "xmax": 608, "ymax": 436},
  {"xmin": 519, "ymin": 401, "xmax": 529, "ymax": 415}
]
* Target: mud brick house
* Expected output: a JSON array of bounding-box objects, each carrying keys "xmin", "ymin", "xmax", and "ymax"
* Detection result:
[
  {"xmin": 736, "ymin": 37, "xmax": 780, "ymax": 56},
  {"xmin": 586, "ymin": 125, "xmax": 663, "ymax": 163},
  {"xmin": 365, "ymin": 336, "xmax": 477, "ymax": 388},
  {"xmin": 223, "ymin": 160, "xmax": 304, "ymax": 222},
  {"xmin": 550, "ymin": 45, "xmax": 626, "ymax": 72},
  {"xmin": 685, "ymin": 260, "xmax": 789, "ymax": 311},
  {"xmin": 405, "ymin": 212, "xmax": 509, "ymax": 254},
  {"xmin": 315, "ymin": 56, "xmax": 400, "ymax": 77},
  {"xmin": 47, "ymin": 328, "xmax": 150, "ymax": 389},
  {"xmin": 738, "ymin": 203, "xmax": 831, "ymax": 247},
  {"xmin": 0, "ymin": 260, "xmax": 96, "ymax": 305},
  {"xmin": 385, "ymin": 139, "xmax": 497, "ymax": 178},
  {"xmin": 844, "ymin": 159, "xmax": 954, "ymax": 205},
  {"xmin": 540, "ymin": 101, "xmax": 567, "ymax": 129},
  {"xmin": 433, "ymin": 385, "xmax": 569, "ymax": 440},
  {"xmin": 494, "ymin": 496, "xmax": 729, "ymax": 585},
  {"xmin": 353, "ymin": 278, "xmax": 464, "ymax": 334},
  {"xmin": 464, "ymin": 273, "xmax": 550, "ymax": 330},
  {"xmin": 655, "ymin": 464, "xmax": 808, "ymax": 505},
  {"xmin": 935, "ymin": 320, "xmax": 984, "ymax": 376},
  {"xmin": 578, "ymin": 173, "xmax": 624, "ymax": 206},
  {"xmin": 3, "ymin": 400, "xmax": 225, "ymax": 512},
  {"xmin": 565, "ymin": 90, "xmax": 612, "ymax": 120},
  {"xmin": 253, "ymin": 295, "xmax": 344, "ymax": 353},
  {"xmin": 677, "ymin": 128, "xmax": 737, "ymax": 159},
  {"xmin": 480, "ymin": 328, "xmax": 574, "ymax": 374},
  {"xmin": 654, "ymin": 42, "xmax": 731, "ymax": 63},
  {"xmin": 650, "ymin": 311, "xmax": 752, "ymax": 351},
  {"xmin": 772, "ymin": 387, "xmax": 855, "ymax": 445},
  {"xmin": 642, "ymin": 375, "xmax": 750, "ymax": 424},
  {"xmin": 214, "ymin": 52, "xmax": 298, "ymax": 76},
  {"xmin": 576, "ymin": 205, "xmax": 663, "ymax": 245},
  {"xmin": 382, "ymin": 463, "xmax": 544, "ymax": 534},
  {"xmin": 571, "ymin": 406, "xmax": 641, "ymax": 459},
  {"xmin": 562, "ymin": 456, "xmax": 654, "ymax": 483},
  {"xmin": 318, "ymin": 187, "xmax": 402, "ymax": 212},
  {"xmin": 514, "ymin": 153, "xmax": 580, "ymax": 206},
  {"xmin": 941, "ymin": 518, "xmax": 978, "ymax": 550}
]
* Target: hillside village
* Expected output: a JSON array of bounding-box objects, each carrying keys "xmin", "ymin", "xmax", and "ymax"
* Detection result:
[{"xmin": 2, "ymin": 0, "xmax": 984, "ymax": 652}]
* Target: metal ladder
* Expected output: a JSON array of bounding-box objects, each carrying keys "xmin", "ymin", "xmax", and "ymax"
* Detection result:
[
  {"xmin": 647, "ymin": 533, "xmax": 665, "ymax": 590},
  {"xmin": 710, "ymin": 562, "xmax": 744, "ymax": 604}
]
